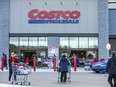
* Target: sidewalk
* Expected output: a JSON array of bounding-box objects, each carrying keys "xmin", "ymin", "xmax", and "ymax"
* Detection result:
[
  {"xmin": 35, "ymin": 67, "xmax": 93, "ymax": 72},
  {"xmin": 0, "ymin": 67, "xmax": 93, "ymax": 72},
  {"xmin": 0, "ymin": 83, "xmax": 33, "ymax": 87}
]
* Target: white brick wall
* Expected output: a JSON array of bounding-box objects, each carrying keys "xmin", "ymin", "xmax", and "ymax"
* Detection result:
[
  {"xmin": 98, "ymin": 0, "xmax": 109, "ymax": 60},
  {"xmin": 0, "ymin": 0, "xmax": 9, "ymax": 59}
]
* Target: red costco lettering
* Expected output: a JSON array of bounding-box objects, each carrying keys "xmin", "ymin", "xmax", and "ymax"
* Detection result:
[
  {"xmin": 55, "ymin": 11, "xmax": 63, "ymax": 19},
  {"xmin": 62, "ymin": 11, "xmax": 70, "ymax": 19},
  {"xmin": 28, "ymin": 9, "xmax": 80, "ymax": 19},
  {"xmin": 47, "ymin": 11, "xmax": 55, "ymax": 19},
  {"xmin": 70, "ymin": 11, "xmax": 80, "ymax": 19},
  {"xmin": 38, "ymin": 11, "xmax": 48, "ymax": 19},
  {"xmin": 28, "ymin": 9, "xmax": 38, "ymax": 19}
]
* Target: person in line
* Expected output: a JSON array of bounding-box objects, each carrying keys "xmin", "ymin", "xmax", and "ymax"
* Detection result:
[
  {"xmin": 68, "ymin": 54, "xmax": 72, "ymax": 70},
  {"xmin": 106, "ymin": 51, "xmax": 116, "ymax": 87},
  {"xmin": 59, "ymin": 55, "xmax": 70, "ymax": 82},
  {"xmin": 8, "ymin": 52, "xmax": 16, "ymax": 83},
  {"xmin": 37, "ymin": 56, "xmax": 42, "ymax": 67},
  {"xmin": 3, "ymin": 53, "xmax": 8, "ymax": 69},
  {"xmin": 25, "ymin": 57, "xmax": 30, "ymax": 65},
  {"xmin": 31, "ymin": 53, "xmax": 37, "ymax": 66},
  {"xmin": 15, "ymin": 56, "xmax": 19, "ymax": 63}
]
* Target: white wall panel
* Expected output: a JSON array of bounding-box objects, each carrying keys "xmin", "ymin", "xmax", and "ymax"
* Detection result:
[{"xmin": 10, "ymin": 0, "xmax": 98, "ymax": 33}]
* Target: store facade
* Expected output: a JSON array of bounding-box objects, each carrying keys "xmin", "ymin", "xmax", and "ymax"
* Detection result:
[
  {"xmin": 109, "ymin": 0, "xmax": 116, "ymax": 55},
  {"xmin": 0, "ymin": 0, "xmax": 109, "ymax": 62}
]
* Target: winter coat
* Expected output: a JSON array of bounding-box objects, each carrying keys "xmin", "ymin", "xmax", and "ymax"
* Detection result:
[
  {"xmin": 4, "ymin": 54, "xmax": 7, "ymax": 67},
  {"xmin": 106, "ymin": 56, "xmax": 116, "ymax": 74},
  {"xmin": 59, "ymin": 57, "xmax": 70, "ymax": 72}
]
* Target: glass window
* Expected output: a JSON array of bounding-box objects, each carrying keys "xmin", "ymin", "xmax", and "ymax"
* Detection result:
[
  {"xmin": 70, "ymin": 37, "xmax": 78, "ymax": 48},
  {"xmin": 60, "ymin": 37, "xmax": 69, "ymax": 48},
  {"xmin": 89, "ymin": 37, "xmax": 98, "ymax": 48},
  {"xmin": 19, "ymin": 37, "xmax": 28, "ymax": 46},
  {"xmin": 39, "ymin": 51, "xmax": 46, "ymax": 59},
  {"xmin": 38, "ymin": 37, "xmax": 47, "ymax": 47},
  {"xmin": 10, "ymin": 37, "xmax": 19, "ymax": 46},
  {"xmin": 29, "ymin": 37, "xmax": 37, "ymax": 47},
  {"xmin": 79, "ymin": 37, "xmax": 88, "ymax": 48}
]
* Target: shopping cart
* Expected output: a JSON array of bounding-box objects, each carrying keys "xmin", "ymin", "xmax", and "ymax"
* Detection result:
[
  {"xmin": 41, "ymin": 61, "xmax": 48, "ymax": 69},
  {"xmin": 84, "ymin": 59, "xmax": 92, "ymax": 71},
  {"xmin": 11, "ymin": 63, "xmax": 32, "ymax": 85},
  {"xmin": 57, "ymin": 65, "xmax": 71, "ymax": 82}
]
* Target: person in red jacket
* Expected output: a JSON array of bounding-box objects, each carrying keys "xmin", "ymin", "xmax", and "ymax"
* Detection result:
[{"xmin": 25, "ymin": 57, "xmax": 30, "ymax": 65}]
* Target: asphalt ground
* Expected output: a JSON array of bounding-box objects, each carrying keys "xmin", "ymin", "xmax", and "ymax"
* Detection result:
[{"xmin": 0, "ymin": 68, "xmax": 109, "ymax": 87}]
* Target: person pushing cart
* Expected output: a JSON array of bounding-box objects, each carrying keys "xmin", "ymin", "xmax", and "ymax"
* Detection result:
[{"xmin": 58, "ymin": 55, "xmax": 70, "ymax": 82}]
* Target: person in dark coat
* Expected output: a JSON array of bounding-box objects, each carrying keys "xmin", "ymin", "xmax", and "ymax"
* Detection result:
[
  {"xmin": 31, "ymin": 53, "xmax": 37, "ymax": 66},
  {"xmin": 106, "ymin": 51, "xmax": 116, "ymax": 87},
  {"xmin": 3, "ymin": 53, "xmax": 7, "ymax": 69},
  {"xmin": 59, "ymin": 55, "xmax": 70, "ymax": 82}
]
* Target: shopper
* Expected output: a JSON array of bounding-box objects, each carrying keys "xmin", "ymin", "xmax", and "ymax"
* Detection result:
[
  {"xmin": 25, "ymin": 57, "xmax": 30, "ymax": 65},
  {"xmin": 31, "ymin": 53, "xmax": 37, "ymax": 66},
  {"xmin": 59, "ymin": 55, "xmax": 70, "ymax": 82},
  {"xmin": 15, "ymin": 56, "xmax": 19, "ymax": 63},
  {"xmin": 3, "ymin": 53, "xmax": 8, "ymax": 69},
  {"xmin": 8, "ymin": 52, "xmax": 16, "ymax": 83},
  {"xmin": 106, "ymin": 51, "xmax": 116, "ymax": 87}
]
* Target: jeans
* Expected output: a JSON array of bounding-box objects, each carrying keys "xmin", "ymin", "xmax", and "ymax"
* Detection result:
[{"xmin": 8, "ymin": 68, "xmax": 16, "ymax": 81}]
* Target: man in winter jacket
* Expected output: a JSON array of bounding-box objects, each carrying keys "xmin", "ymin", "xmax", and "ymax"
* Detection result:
[
  {"xmin": 106, "ymin": 51, "xmax": 116, "ymax": 87},
  {"xmin": 59, "ymin": 55, "xmax": 70, "ymax": 82}
]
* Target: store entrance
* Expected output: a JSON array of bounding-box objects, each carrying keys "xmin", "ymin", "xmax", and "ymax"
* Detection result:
[
  {"xmin": 25, "ymin": 51, "xmax": 36, "ymax": 66},
  {"xmin": 71, "ymin": 50, "xmax": 86, "ymax": 66},
  {"xmin": 21, "ymin": 51, "xmax": 36, "ymax": 66},
  {"xmin": 71, "ymin": 50, "xmax": 86, "ymax": 58}
]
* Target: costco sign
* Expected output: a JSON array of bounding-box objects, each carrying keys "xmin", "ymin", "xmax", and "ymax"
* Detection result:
[{"xmin": 28, "ymin": 9, "xmax": 80, "ymax": 24}]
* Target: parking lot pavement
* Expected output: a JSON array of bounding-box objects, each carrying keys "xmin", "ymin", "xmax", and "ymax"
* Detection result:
[
  {"xmin": 0, "ymin": 67, "xmax": 109, "ymax": 87},
  {"xmin": 0, "ymin": 83, "xmax": 33, "ymax": 87}
]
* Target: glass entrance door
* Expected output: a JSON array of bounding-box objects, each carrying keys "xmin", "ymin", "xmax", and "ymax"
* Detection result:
[
  {"xmin": 71, "ymin": 50, "xmax": 86, "ymax": 58},
  {"xmin": 37, "ymin": 50, "xmax": 47, "ymax": 67},
  {"xmin": 38, "ymin": 51, "xmax": 46, "ymax": 60},
  {"xmin": 60, "ymin": 50, "xmax": 70, "ymax": 58},
  {"xmin": 20, "ymin": 50, "xmax": 36, "ymax": 66},
  {"xmin": 71, "ymin": 50, "xmax": 86, "ymax": 66}
]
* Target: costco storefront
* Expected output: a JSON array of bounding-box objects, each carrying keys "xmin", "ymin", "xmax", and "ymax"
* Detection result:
[{"xmin": 0, "ymin": 0, "xmax": 109, "ymax": 62}]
